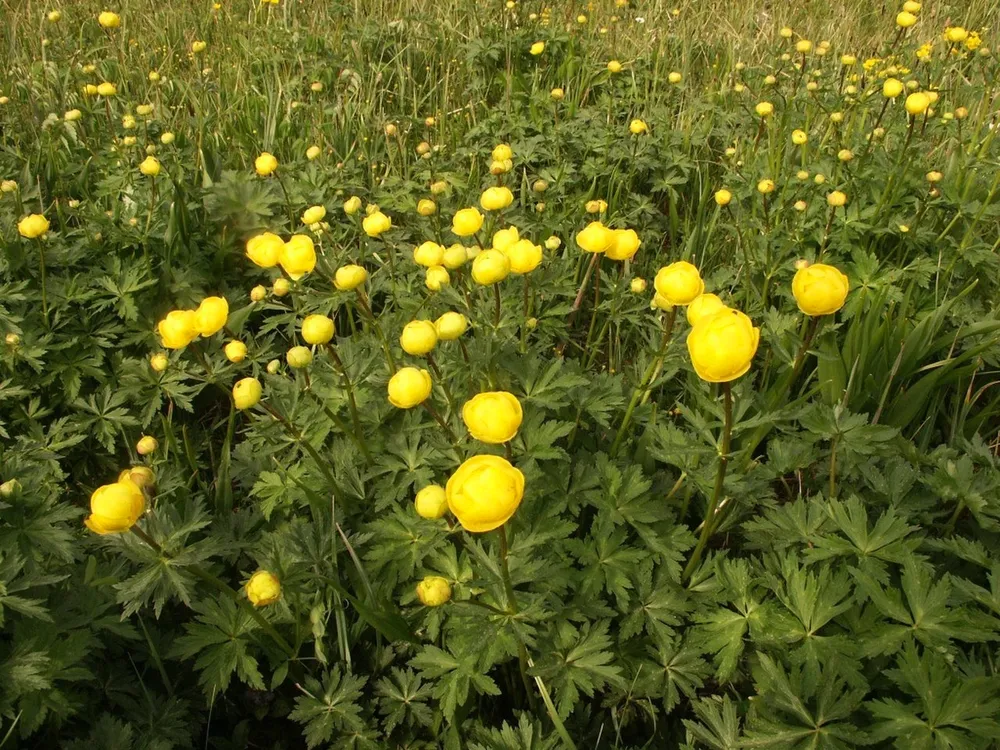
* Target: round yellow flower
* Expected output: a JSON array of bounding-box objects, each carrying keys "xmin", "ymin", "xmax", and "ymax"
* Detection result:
[
  {"xmin": 452, "ymin": 207, "xmax": 484, "ymax": 237},
  {"xmin": 530, "ymin": 41, "xmax": 545, "ymax": 55},
  {"xmin": 414, "ymin": 485, "xmax": 448, "ymax": 519},
  {"xmin": 493, "ymin": 226, "xmax": 520, "ymax": 252},
  {"xmin": 416, "ymin": 575, "xmax": 451, "ymax": 606},
  {"xmin": 84, "ymin": 479, "xmax": 145, "ymax": 534},
  {"xmin": 481, "ymin": 186, "xmax": 514, "ymax": 211},
  {"xmin": 64, "ymin": 108, "xmax": 82, "ymax": 121},
  {"xmin": 119, "ymin": 466, "xmax": 154, "ymax": 490},
  {"xmin": 629, "ymin": 118, "xmax": 648, "ymax": 134},
  {"xmin": 654, "ymin": 261, "xmax": 705, "ymax": 306},
  {"xmin": 896, "ymin": 11, "xmax": 917, "ymax": 28},
  {"xmin": 98, "ymin": 11, "xmax": 120, "ymax": 28},
  {"xmin": 280, "ymin": 234, "xmax": 316, "ymax": 279},
  {"xmin": 387, "ymin": 367, "xmax": 432, "ymax": 409},
  {"xmin": 826, "ymin": 191, "xmax": 847, "ymax": 207},
  {"xmin": 755, "ymin": 101, "xmax": 774, "ymax": 118},
  {"xmin": 273, "ymin": 278, "xmax": 290, "ymax": 297},
  {"xmin": 225, "ymin": 340, "xmax": 248, "ymax": 363},
  {"xmin": 150, "ymin": 352, "xmax": 169, "ymax": 372},
  {"xmin": 306, "ymin": 145, "xmax": 321, "ymax": 160},
  {"xmin": 254, "ymin": 152, "xmax": 278, "ymax": 176},
  {"xmin": 195, "ymin": 296, "xmax": 229, "ymax": 336},
  {"xmin": 606, "ymin": 229, "xmax": 641, "ymax": 261},
  {"xmin": 139, "ymin": 156, "xmax": 160, "ymax": 176},
  {"xmin": 426, "ymin": 266, "xmax": 450, "ymax": 291},
  {"xmin": 792, "ymin": 263, "xmax": 849, "ymax": 316},
  {"xmin": 926, "ymin": 170, "xmax": 943, "ymax": 183},
  {"xmin": 686, "ymin": 293, "xmax": 727, "ymax": 326},
  {"xmin": 17, "ymin": 214, "xmax": 49, "ymax": 239},
  {"xmin": 686, "ymin": 309, "xmax": 760, "ymax": 383},
  {"xmin": 400, "ymin": 321, "xmax": 438, "ymax": 356},
  {"xmin": 157, "ymin": 310, "xmax": 199, "ymax": 349},
  {"xmin": 245, "ymin": 231, "xmax": 283, "ymax": 268},
  {"xmin": 492, "ymin": 143, "xmax": 513, "ymax": 162},
  {"xmin": 544, "ymin": 236, "xmax": 561, "ymax": 251},
  {"xmin": 334, "ymin": 264, "xmax": 368, "ymax": 291},
  {"xmin": 287, "ymin": 346, "xmax": 313, "ymax": 369},
  {"xmin": 136, "ymin": 435, "xmax": 158, "ymax": 456},
  {"xmin": 791, "ymin": 129, "xmax": 808, "ymax": 145},
  {"xmin": 362, "ymin": 210, "xmax": 392, "ymax": 236},
  {"xmin": 192, "ymin": 40, "xmax": 207, "ymax": 53},
  {"xmin": 442, "ymin": 244, "xmax": 468, "ymax": 269},
  {"xmin": 631, "ymin": 278, "xmax": 647, "ymax": 294},
  {"xmin": 301, "ymin": 205, "xmax": 326, "ymax": 225},
  {"xmin": 246, "ymin": 571, "xmax": 281, "ymax": 606},
  {"xmin": 903, "ymin": 0, "xmax": 921, "ymax": 12},
  {"xmin": 576, "ymin": 221, "xmax": 613, "ymax": 253},
  {"xmin": 714, "ymin": 189, "xmax": 732, "ymax": 206},
  {"xmin": 417, "ymin": 199, "xmax": 437, "ymax": 216},
  {"xmin": 841, "ymin": 54, "xmax": 857, "ymax": 65},
  {"xmin": 505, "ymin": 239, "xmax": 543, "ymax": 273},
  {"xmin": 883, "ymin": 78, "xmax": 904, "ymax": 98},
  {"xmin": 472, "ymin": 249, "xmax": 511, "ymax": 285},
  {"xmin": 413, "ymin": 241, "xmax": 444, "ymax": 267},
  {"xmin": 48, "ymin": 10, "xmax": 62, "ymax": 22},
  {"xmin": 301, "ymin": 314, "xmax": 335, "ymax": 345},
  {"xmin": 250, "ymin": 284, "xmax": 267, "ymax": 302},
  {"xmin": 463, "ymin": 392, "xmax": 522, "ymax": 444},
  {"xmin": 343, "ymin": 196, "xmax": 362, "ymax": 215},
  {"xmin": 945, "ymin": 26, "xmax": 968, "ymax": 43},
  {"xmin": 550, "ymin": 87, "xmax": 564, "ymax": 100},
  {"xmin": 233, "ymin": 377, "xmax": 262, "ymax": 410},
  {"xmin": 446, "ymin": 455, "xmax": 525, "ymax": 533},
  {"xmin": 779, "ymin": 26, "xmax": 793, "ymax": 38},
  {"xmin": 435, "ymin": 312, "xmax": 468, "ymax": 340},
  {"xmin": 757, "ymin": 179, "xmax": 776, "ymax": 194},
  {"xmin": 905, "ymin": 91, "xmax": 930, "ymax": 116}
]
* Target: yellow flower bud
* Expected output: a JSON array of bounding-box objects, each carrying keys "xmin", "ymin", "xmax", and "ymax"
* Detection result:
[
  {"xmin": 361, "ymin": 210, "xmax": 392, "ymax": 237},
  {"xmin": 84, "ymin": 479, "xmax": 145, "ymax": 534},
  {"xmin": 492, "ymin": 143, "xmax": 513, "ymax": 162},
  {"xmin": 629, "ymin": 119, "xmax": 648, "ymax": 134},
  {"xmin": 630, "ymin": 278, "xmax": 647, "ymax": 294},
  {"xmin": 416, "ymin": 575, "xmax": 451, "ymax": 606},
  {"xmin": 342, "ymin": 196, "xmax": 362, "ymax": 216},
  {"xmin": 608, "ymin": 60, "xmax": 623, "ymax": 73},
  {"xmin": 794, "ymin": 200, "xmax": 808, "ymax": 211},
  {"xmin": 225, "ymin": 340, "xmax": 248, "ymax": 363},
  {"xmin": 757, "ymin": 179, "xmax": 776, "ymax": 194},
  {"xmin": 233, "ymin": 377, "xmax": 262, "ymax": 409},
  {"xmin": 119, "ymin": 466, "xmax": 154, "ymax": 490},
  {"xmin": 576, "ymin": 221, "xmax": 613, "ymax": 253},
  {"xmin": 480, "ymin": 186, "xmax": 514, "ymax": 211},
  {"xmin": 286, "ymin": 345, "xmax": 313, "ymax": 369},
  {"xmin": 838, "ymin": 149, "xmax": 853, "ymax": 162},
  {"xmin": 17, "ymin": 214, "xmax": 49, "ymax": 239},
  {"xmin": 606, "ymin": 229, "xmax": 641, "ymax": 261},
  {"xmin": 387, "ymin": 367, "xmax": 432, "ymax": 409},
  {"xmin": 686, "ymin": 309, "xmax": 760, "ymax": 382},
  {"xmin": 442, "ymin": 244, "xmax": 468, "ymax": 269},
  {"xmin": 755, "ymin": 101, "xmax": 774, "ymax": 118},
  {"xmin": 841, "ymin": 54, "xmax": 857, "ymax": 65},
  {"xmin": 471, "ymin": 249, "xmax": 511, "ymax": 285},
  {"xmin": 905, "ymin": 91, "xmax": 930, "ymax": 115},
  {"xmin": 414, "ymin": 485, "xmax": 448, "ymax": 519},
  {"xmin": 301, "ymin": 314, "xmax": 334, "ymax": 345},
  {"xmin": 400, "ymin": 321, "xmax": 438, "ymax": 356},
  {"xmin": 686, "ymin": 293, "xmax": 727, "ymax": 326},
  {"xmin": 246, "ymin": 571, "xmax": 281, "ymax": 606},
  {"xmin": 544, "ymin": 236, "xmax": 561, "ymax": 251},
  {"xmin": 150, "ymin": 352, "xmax": 169, "ymax": 372},
  {"xmin": 505, "ymin": 239, "xmax": 543, "ymax": 273},
  {"xmin": 425, "ymin": 265, "xmax": 451, "ymax": 291},
  {"xmin": 550, "ymin": 87, "xmax": 564, "ymax": 101},
  {"xmin": 435, "ymin": 312, "xmax": 468, "ymax": 340},
  {"xmin": 827, "ymin": 191, "xmax": 847, "ymax": 207},
  {"xmin": 430, "ymin": 180, "xmax": 448, "ymax": 195},
  {"xmin": 136, "ymin": 435, "xmax": 158, "ymax": 455},
  {"xmin": 273, "ymin": 278, "xmax": 290, "ymax": 297},
  {"xmin": 530, "ymin": 41, "xmax": 545, "ymax": 55},
  {"xmin": 896, "ymin": 11, "xmax": 916, "ymax": 28},
  {"xmin": 157, "ymin": 310, "xmax": 199, "ymax": 349},
  {"xmin": 334, "ymin": 264, "xmax": 368, "ymax": 291},
  {"xmin": 417, "ymin": 199, "xmax": 437, "ymax": 216},
  {"xmin": 446, "ymin": 455, "xmax": 525, "ymax": 532},
  {"xmin": 882, "ymin": 78, "xmax": 904, "ymax": 98},
  {"xmin": 301, "ymin": 205, "xmax": 326, "ymax": 225},
  {"xmin": 903, "ymin": 1, "xmax": 920, "ymax": 12},
  {"xmin": 194, "ymin": 296, "xmax": 228, "ymax": 337},
  {"xmin": 463, "ymin": 392, "xmax": 522, "ymax": 444},
  {"xmin": 413, "ymin": 241, "xmax": 444, "ymax": 267},
  {"xmin": 280, "ymin": 234, "xmax": 316, "ymax": 279},
  {"xmin": 246, "ymin": 231, "xmax": 283, "ymax": 268},
  {"xmin": 792, "ymin": 129, "xmax": 808, "ymax": 145},
  {"xmin": 654, "ymin": 261, "xmax": 705, "ymax": 305},
  {"xmin": 48, "ymin": 10, "xmax": 62, "ymax": 22},
  {"xmin": 451, "ymin": 207, "xmax": 484, "ymax": 237},
  {"xmin": 306, "ymin": 145, "xmax": 321, "ymax": 160},
  {"xmin": 254, "ymin": 152, "xmax": 278, "ymax": 176},
  {"xmin": 160, "ymin": 131, "xmax": 175, "ymax": 144},
  {"xmin": 796, "ymin": 39, "xmax": 813, "ymax": 54},
  {"xmin": 98, "ymin": 11, "xmax": 120, "ymax": 28},
  {"xmin": 779, "ymin": 26, "xmax": 793, "ymax": 38},
  {"xmin": 139, "ymin": 156, "xmax": 160, "ymax": 176},
  {"xmin": 926, "ymin": 170, "xmax": 943, "ymax": 183},
  {"xmin": 792, "ymin": 263, "xmax": 849, "ymax": 316},
  {"xmin": 668, "ymin": 71, "xmax": 682, "ymax": 84},
  {"xmin": 250, "ymin": 285, "xmax": 267, "ymax": 302},
  {"xmin": 714, "ymin": 189, "xmax": 732, "ymax": 206},
  {"xmin": 192, "ymin": 40, "xmax": 207, "ymax": 52}
]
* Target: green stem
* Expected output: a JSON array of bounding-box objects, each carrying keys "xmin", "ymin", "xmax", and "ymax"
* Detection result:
[
  {"xmin": 422, "ymin": 400, "xmax": 460, "ymax": 448},
  {"xmin": 35, "ymin": 238, "xmax": 49, "ymax": 329},
  {"xmin": 260, "ymin": 402, "xmax": 340, "ymax": 492},
  {"xmin": 323, "ymin": 343, "xmax": 372, "ymax": 464},
  {"xmin": 354, "ymin": 290, "xmax": 396, "ymax": 373}
]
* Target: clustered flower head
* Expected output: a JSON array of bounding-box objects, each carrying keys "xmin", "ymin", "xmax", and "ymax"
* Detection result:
[{"xmin": 156, "ymin": 296, "xmax": 229, "ymax": 349}]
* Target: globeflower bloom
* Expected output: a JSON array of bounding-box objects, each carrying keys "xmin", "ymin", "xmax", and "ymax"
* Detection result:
[
  {"xmin": 446, "ymin": 455, "xmax": 525, "ymax": 533},
  {"xmin": 84, "ymin": 479, "xmax": 145, "ymax": 534},
  {"xmin": 334, "ymin": 264, "xmax": 368, "ymax": 291},
  {"xmin": 471, "ymin": 249, "xmax": 510, "ymax": 285},
  {"xmin": 400, "ymin": 320, "xmax": 438, "ymax": 356},
  {"xmin": 686, "ymin": 293, "xmax": 727, "ymax": 326},
  {"xmin": 755, "ymin": 101, "xmax": 774, "ymax": 118},
  {"xmin": 139, "ymin": 156, "xmax": 160, "ymax": 176},
  {"xmin": 387, "ymin": 367, "xmax": 432, "ymax": 409},
  {"xmin": 883, "ymin": 78, "xmax": 904, "ymax": 98},
  {"xmin": 98, "ymin": 11, "xmax": 120, "ymax": 28},
  {"xmin": 686, "ymin": 309, "xmax": 760, "ymax": 383},
  {"xmin": 280, "ymin": 234, "xmax": 316, "ymax": 279},
  {"xmin": 245, "ymin": 231, "xmax": 283, "ymax": 268},
  {"xmin": 17, "ymin": 214, "xmax": 49, "ymax": 239},
  {"xmin": 416, "ymin": 576, "xmax": 451, "ymax": 606},
  {"xmin": 225, "ymin": 340, "xmax": 248, "ymax": 363},
  {"xmin": 654, "ymin": 261, "xmax": 704, "ymax": 305},
  {"xmin": 896, "ymin": 11, "xmax": 917, "ymax": 28},
  {"xmin": 792, "ymin": 263, "xmax": 850, "ymax": 316},
  {"xmin": 97, "ymin": 82, "xmax": 117, "ymax": 96},
  {"xmin": 301, "ymin": 205, "xmax": 326, "ymax": 225},
  {"xmin": 576, "ymin": 221, "xmax": 613, "ymax": 253},
  {"xmin": 413, "ymin": 241, "xmax": 444, "ymax": 267},
  {"xmin": 362, "ymin": 210, "xmax": 391, "ymax": 236},
  {"xmin": 194, "ymin": 296, "xmax": 229, "ymax": 336},
  {"xmin": 463, "ymin": 392, "xmax": 522, "ymax": 444},
  {"xmin": 905, "ymin": 92, "xmax": 931, "ymax": 116},
  {"xmin": 606, "ymin": 229, "xmax": 641, "ymax": 261},
  {"xmin": 827, "ymin": 191, "xmax": 847, "ymax": 207},
  {"xmin": 246, "ymin": 571, "xmax": 281, "ymax": 606},
  {"xmin": 157, "ymin": 310, "xmax": 199, "ymax": 349},
  {"xmin": 233, "ymin": 377, "xmax": 262, "ymax": 410},
  {"xmin": 492, "ymin": 226, "xmax": 520, "ymax": 252},
  {"xmin": 435, "ymin": 312, "xmax": 468, "ymax": 340},
  {"xmin": 254, "ymin": 152, "xmax": 278, "ymax": 176},
  {"xmin": 629, "ymin": 119, "xmax": 648, "ymax": 134},
  {"xmin": 714, "ymin": 189, "xmax": 732, "ymax": 206},
  {"xmin": 415, "ymin": 485, "xmax": 449, "ymax": 519},
  {"xmin": 301, "ymin": 314, "xmax": 335, "ymax": 345},
  {"xmin": 480, "ymin": 186, "xmax": 514, "ymax": 211},
  {"xmin": 505, "ymin": 239, "xmax": 543, "ymax": 273},
  {"xmin": 417, "ymin": 199, "xmax": 437, "ymax": 216},
  {"xmin": 452, "ymin": 207, "xmax": 484, "ymax": 237},
  {"xmin": 426, "ymin": 266, "xmax": 450, "ymax": 291},
  {"xmin": 343, "ymin": 196, "xmax": 362, "ymax": 215}
]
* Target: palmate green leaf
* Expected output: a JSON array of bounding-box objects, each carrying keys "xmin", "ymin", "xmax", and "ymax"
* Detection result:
[
  {"xmin": 567, "ymin": 522, "xmax": 646, "ymax": 609},
  {"xmin": 469, "ymin": 713, "xmax": 563, "ymax": 750},
  {"xmin": 289, "ymin": 669, "xmax": 368, "ymax": 749},
  {"xmin": 513, "ymin": 357, "xmax": 590, "ymax": 411},
  {"xmin": 518, "ymin": 411, "xmax": 573, "ymax": 461},
  {"xmin": 743, "ymin": 498, "xmax": 830, "ymax": 552},
  {"xmin": 374, "ymin": 668, "xmax": 434, "ymax": 735},
  {"xmin": 683, "ymin": 695, "xmax": 743, "ymax": 750},
  {"xmin": 638, "ymin": 637, "xmax": 709, "ymax": 712},
  {"xmin": 536, "ymin": 620, "xmax": 626, "ymax": 718},
  {"xmin": 70, "ymin": 387, "xmax": 141, "ymax": 453},
  {"xmin": 620, "ymin": 560, "xmax": 690, "ymax": 642},
  {"xmin": 363, "ymin": 509, "xmax": 450, "ymax": 589},
  {"xmin": 410, "ymin": 644, "xmax": 500, "ymax": 722}
]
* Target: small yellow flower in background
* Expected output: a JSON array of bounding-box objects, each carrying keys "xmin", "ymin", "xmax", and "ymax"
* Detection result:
[
  {"xmin": 442, "ymin": 244, "xmax": 468, "ymax": 269},
  {"xmin": 272, "ymin": 278, "xmax": 290, "ymax": 296},
  {"xmin": 279, "ymin": 234, "xmax": 316, "ymax": 279},
  {"xmin": 435, "ymin": 312, "xmax": 468, "ymax": 340},
  {"xmin": 246, "ymin": 571, "xmax": 281, "ymax": 606},
  {"xmin": 97, "ymin": 82, "xmax": 117, "ymax": 96},
  {"xmin": 286, "ymin": 346, "xmax": 312, "ymax": 369},
  {"xmin": 334, "ymin": 264, "xmax": 368, "ymax": 291},
  {"xmin": 301, "ymin": 205, "xmax": 326, "ymax": 225},
  {"xmin": 585, "ymin": 199, "xmax": 607, "ymax": 214},
  {"xmin": 755, "ymin": 101, "xmax": 774, "ymax": 118},
  {"xmin": 472, "ymin": 249, "xmax": 511, "ymax": 285},
  {"xmin": 387, "ymin": 367, "xmax": 432, "ymax": 408},
  {"xmin": 944, "ymin": 27, "xmax": 968, "ymax": 43},
  {"xmin": 687, "ymin": 309, "xmax": 760, "ymax": 383},
  {"xmin": 926, "ymin": 91, "xmax": 939, "ymax": 104},
  {"xmin": 98, "ymin": 10, "xmax": 120, "ymax": 28},
  {"xmin": 343, "ymin": 196, "xmax": 363, "ymax": 215},
  {"xmin": 306, "ymin": 145, "xmax": 321, "ymax": 160},
  {"xmin": 84, "ymin": 479, "xmax": 145, "ymax": 534},
  {"xmin": 122, "ymin": 114, "xmax": 136, "ymax": 129},
  {"xmin": 686, "ymin": 293, "xmax": 728, "ymax": 326},
  {"xmin": 896, "ymin": 12, "xmax": 917, "ymax": 28},
  {"xmin": 136, "ymin": 103, "xmax": 153, "ymax": 116},
  {"xmin": 17, "ymin": 214, "xmax": 49, "ymax": 239},
  {"xmin": 795, "ymin": 40, "xmax": 813, "ymax": 54},
  {"xmin": 309, "ymin": 81, "xmax": 322, "ymax": 92},
  {"xmin": 157, "ymin": 310, "xmax": 199, "ymax": 349},
  {"xmin": 841, "ymin": 54, "xmax": 857, "ymax": 65},
  {"xmin": 903, "ymin": 0, "xmax": 921, "ymax": 11},
  {"xmin": 233, "ymin": 377, "xmax": 262, "ymax": 410},
  {"xmin": 576, "ymin": 221, "xmax": 613, "ymax": 253},
  {"xmin": 544, "ymin": 235, "xmax": 561, "ymax": 251},
  {"xmin": 47, "ymin": 10, "xmax": 62, "ymax": 22},
  {"xmin": 192, "ymin": 40, "xmax": 207, "ymax": 53},
  {"xmin": 250, "ymin": 285, "xmax": 267, "ymax": 302},
  {"xmin": 926, "ymin": 170, "xmax": 943, "ymax": 183},
  {"xmin": 413, "ymin": 240, "xmax": 444, "ymax": 267},
  {"xmin": 425, "ymin": 265, "xmax": 451, "ymax": 291},
  {"xmin": 490, "ymin": 158, "xmax": 513, "ymax": 175},
  {"xmin": 136, "ymin": 435, "xmax": 158, "ymax": 455},
  {"xmin": 757, "ymin": 179, "xmax": 776, "ymax": 194},
  {"xmin": 505, "ymin": 239, "xmax": 543, "ymax": 273},
  {"xmin": 965, "ymin": 32, "xmax": 982, "ymax": 51},
  {"xmin": 654, "ymin": 261, "xmax": 704, "ymax": 305},
  {"xmin": 150, "ymin": 352, "xmax": 169, "ymax": 372},
  {"xmin": 266, "ymin": 359, "xmax": 280, "ymax": 374},
  {"xmin": 631, "ymin": 278, "xmax": 647, "ymax": 294},
  {"xmin": 301, "ymin": 314, "xmax": 334, "ymax": 345},
  {"xmin": 905, "ymin": 91, "xmax": 931, "ymax": 115},
  {"xmin": 160, "ymin": 132, "xmax": 175, "ymax": 144},
  {"xmin": 481, "ymin": 186, "xmax": 514, "ymax": 211},
  {"xmin": 446, "ymin": 455, "xmax": 525, "ymax": 532},
  {"xmin": 629, "ymin": 118, "xmax": 648, "ymax": 134},
  {"xmin": 254, "ymin": 152, "xmax": 278, "ymax": 176},
  {"xmin": 814, "ymin": 173, "xmax": 827, "ymax": 185},
  {"xmin": 827, "ymin": 191, "xmax": 847, "ymax": 207},
  {"xmin": 148, "ymin": 70, "xmax": 161, "ymax": 82},
  {"xmin": 550, "ymin": 87, "xmax": 564, "ymax": 100},
  {"xmin": 414, "ymin": 485, "xmax": 449, "ymax": 519},
  {"xmin": 607, "ymin": 60, "xmax": 623, "ymax": 73},
  {"xmin": 430, "ymin": 180, "xmax": 448, "ymax": 195},
  {"xmin": 779, "ymin": 27, "xmax": 793, "ymax": 38},
  {"xmin": 83, "ymin": 84, "xmax": 98, "ymax": 96},
  {"xmin": 791, "ymin": 129, "xmax": 808, "ymax": 145},
  {"xmin": 492, "ymin": 143, "xmax": 513, "ymax": 162},
  {"xmin": 714, "ymin": 189, "xmax": 732, "ymax": 206},
  {"xmin": 139, "ymin": 155, "xmax": 160, "ymax": 176},
  {"xmin": 225, "ymin": 340, "xmax": 247, "ymax": 363},
  {"xmin": 576, "ymin": 14, "xmax": 587, "ymax": 23},
  {"xmin": 195, "ymin": 296, "xmax": 229, "ymax": 336},
  {"xmin": 883, "ymin": 78, "xmax": 904, "ymax": 98},
  {"xmin": 463, "ymin": 392, "xmax": 522, "ymax": 444},
  {"xmin": 899, "ymin": 224, "xmax": 910, "ymax": 233},
  {"xmin": 452, "ymin": 207, "xmax": 484, "ymax": 237},
  {"xmin": 838, "ymin": 149, "xmax": 854, "ymax": 162},
  {"xmin": 64, "ymin": 109, "xmax": 82, "ymax": 121},
  {"xmin": 416, "ymin": 576, "xmax": 451, "ymax": 606},
  {"xmin": 530, "ymin": 41, "xmax": 545, "ymax": 55},
  {"xmin": 245, "ymin": 231, "xmax": 283, "ymax": 268},
  {"xmin": 668, "ymin": 71, "xmax": 682, "ymax": 84},
  {"xmin": 417, "ymin": 199, "xmax": 436, "ymax": 216},
  {"xmin": 916, "ymin": 42, "xmax": 933, "ymax": 60},
  {"xmin": 792, "ymin": 263, "xmax": 849, "ymax": 316}
]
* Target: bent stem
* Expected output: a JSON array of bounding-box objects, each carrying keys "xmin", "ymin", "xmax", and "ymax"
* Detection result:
[
  {"xmin": 259, "ymin": 402, "xmax": 340, "ymax": 492},
  {"xmin": 34, "ymin": 238, "xmax": 49, "ymax": 328},
  {"xmin": 682, "ymin": 382, "xmax": 733, "ymax": 580},
  {"xmin": 426, "ymin": 353, "xmax": 456, "ymax": 416},
  {"xmin": 422, "ymin": 400, "xmax": 460, "ymax": 448},
  {"xmin": 610, "ymin": 307, "xmax": 677, "ymax": 456}
]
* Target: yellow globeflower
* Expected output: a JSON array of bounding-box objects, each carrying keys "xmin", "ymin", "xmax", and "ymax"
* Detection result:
[
  {"xmin": 631, "ymin": 278, "xmax": 647, "ymax": 293},
  {"xmin": 442, "ymin": 244, "xmax": 468, "ymax": 269},
  {"xmin": 480, "ymin": 186, "xmax": 514, "ymax": 211},
  {"xmin": 48, "ymin": 10, "xmax": 62, "ymax": 22},
  {"xmin": 254, "ymin": 152, "xmax": 278, "ymax": 176},
  {"xmin": 792, "ymin": 263, "xmax": 849, "ymax": 316},
  {"xmin": 755, "ymin": 101, "xmax": 774, "ymax": 118},
  {"xmin": 426, "ymin": 266, "xmax": 450, "ymax": 291},
  {"xmin": 905, "ymin": 91, "xmax": 930, "ymax": 115},
  {"xmin": 791, "ymin": 129, "xmax": 808, "ymax": 145},
  {"xmin": 903, "ymin": 0, "xmax": 920, "ymax": 11},
  {"xmin": 606, "ymin": 229, "xmax": 641, "ymax": 261},
  {"xmin": 417, "ymin": 199, "xmax": 437, "ymax": 216},
  {"xmin": 471, "ymin": 249, "xmax": 511, "ymax": 285},
  {"xmin": 306, "ymin": 145, "xmax": 321, "ymax": 160},
  {"xmin": 119, "ymin": 466, "xmax": 154, "ymax": 490},
  {"xmin": 882, "ymin": 78, "xmax": 904, "ymax": 98},
  {"xmin": 493, "ymin": 226, "xmax": 520, "ymax": 252},
  {"xmin": 84, "ymin": 479, "xmax": 145, "ymax": 534},
  {"xmin": 668, "ymin": 71, "xmax": 682, "ymax": 84},
  {"xmin": 225, "ymin": 340, "xmax": 248, "ymax": 363},
  {"xmin": 98, "ymin": 11, "xmax": 120, "ymax": 28},
  {"xmin": 17, "ymin": 214, "xmax": 49, "ymax": 239},
  {"xmin": 757, "ymin": 179, "xmax": 776, "ymax": 194},
  {"xmin": 343, "ymin": 195, "xmax": 362, "ymax": 215},
  {"xmin": 686, "ymin": 309, "xmax": 760, "ymax": 383},
  {"xmin": 139, "ymin": 156, "xmax": 160, "ymax": 176},
  {"xmin": 576, "ymin": 221, "xmax": 613, "ymax": 253},
  {"xmin": 301, "ymin": 205, "xmax": 326, "ymax": 225},
  {"xmin": 400, "ymin": 320, "xmax": 438, "ymax": 355},
  {"xmin": 250, "ymin": 284, "xmax": 267, "ymax": 302},
  {"xmin": 387, "ymin": 367, "xmax": 432, "ymax": 409},
  {"xmin": 654, "ymin": 261, "xmax": 705, "ymax": 306},
  {"xmin": 896, "ymin": 11, "xmax": 917, "ymax": 28},
  {"xmin": 945, "ymin": 26, "xmax": 968, "ymax": 43},
  {"xmin": 273, "ymin": 278, "xmax": 290, "ymax": 297},
  {"xmin": 629, "ymin": 118, "xmax": 648, "ymax": 135},
  {"xmin": 245, "ymin": 231, "xmax": 283, "ymax": 268},
  {"xmin": 362, "ymin": 210, "xmax": 392, "ymax": 236},
  {"xmin": 530, "ymin": 41, "xmax": 545, "ymax": 55},
  {"xmin": 608, "ymin": 60, "xmax": 623, "ymax": 73},
  {"xmin": 550, "ymin": 87, "xmax": 564, "ymax": 100},
  {"xmin": 279, "ymin": 234, "xmax": 316, "ymax": 279},
  {"xmin": 246, "ymin": 571, "xmax": 281, "ymax": 606},
  {"xmin": 286, "ymin": 346, "xmax": 313, "ymax": 369},
  {"xmin": 233, "ymin": 377, "xmax": 262, "ymax": 410},
  {"xmin": 462, "ymin": 392, "xmax": 522, "ymax": 444},
  {"xmin": 136, "ymin": 435, "xmax": 158, "ymax": 455},
  {"xmin": 97, "ymin": 82, "xmax": 117, "ymax": 96},
  {"xmin": 446, "ymin": 455, "xmax": 525, "ymax": 532},
  {"xmin": 192, "ymin": 40, "xmax": 207, "ymax": 53},
  {"xmin": 416, "ymin": 576, "xmax": 452, "ymax": 606},
  {"xmin": 414, "ymin": 485, "xmax": 449, "ymax": 519},
  {"xmin": 157, "ymin": 310, "xmax": 199, "ymax": 349},
  {"xmin": 505, "ymin": 239, "xmax": 543, "ymax": 273},
  {"xmin": 452, "ymin": 207, "xmax": 484, "ymax": 237},
  {"xmin": 413, "ymin": 240, "xmax": 444, "ymax": 267},
  {"xmin": 796, "ymin": 39, "xmax": 813, "ymax": 54},
  {"xmin": 492, "ymin": 143, "xmax": 513, "ymax": 162},
  {"xmin": 435, "ymin": 312, "xmax": 468, "ymax": 340},
  {"xmin": 714, "ymin": 189, "xmax": 732, "ymax": 206},
  {"xmin": 194, "ymin": 296, "xmax": 229, "ymax": 336},
  {"xmin": 334, "ymin": 264, "xmax": 368, "ymax": 291},
  {"xmin": 686, "ymin": 293, "xmax": 727, "ymax": 326},
  {"xmin": 301, "ymin": 314, "xmax": 335, "ymax": 345},
  {"xmin": 150, "ymin": 352, "xmax": 169, "ymax": 372},
  {"xmin": 827, "ymin": 191, "xmax": 847, "ymax": 207}
]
